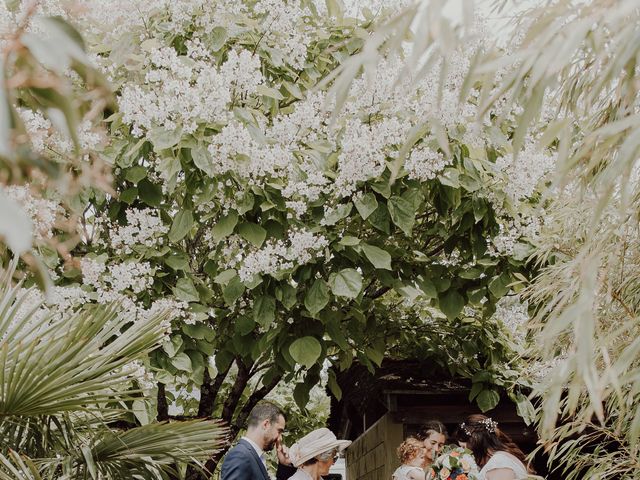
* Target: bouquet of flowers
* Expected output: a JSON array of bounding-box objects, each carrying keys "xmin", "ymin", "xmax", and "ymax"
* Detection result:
[{"xmin": 429, "ymin": 446, "xmax": 479, "ymax": 480}]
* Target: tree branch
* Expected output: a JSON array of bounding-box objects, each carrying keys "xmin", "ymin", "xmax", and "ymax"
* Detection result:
[
  {"xmin": 221, "ymin": 358, "xmax": 252, "ymax": 423},
  {"xmin": 197, "ymin": 362, "xmax": 232, "ymax": 418},
  {"xmin": 231, "ymin": 372, "xmax": 283, "ymax": 436},
  {"xmin": 367, "ymin": 286, "xmax": 391, "ymax": 299}
]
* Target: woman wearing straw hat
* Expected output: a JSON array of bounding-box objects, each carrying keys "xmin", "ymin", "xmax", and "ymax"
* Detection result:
[{"xmin": 287, "ymin": 428, "xmax": 351, "ymax": 480}]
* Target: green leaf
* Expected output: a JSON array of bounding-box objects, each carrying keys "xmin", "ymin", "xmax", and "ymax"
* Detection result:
[
  {"xmin": 338, "ymin": 236, "xmax": 360, "ymax": 246},
  {"xmin": 489, "ymin": 273, "xmax": 511, "ymax": 298},
  {"xmin": 293, "ymin": 382, "xmax": 311, "ymax": 409},
  {"xmin": 168, "ymin": 209, "xmax": 194, "ymax": 243},
  {"xmin": 119, "ymin": 187, "xmax": 138, "ymax": 204},
  {"xmin": 253, "ymin": 295, "xmax": 276, "ymax": 327},
  {"xmin": 236, "ymin": 315, "xmax": 255, "ymax": 336},
  {"xmin": 469, "ymin": 382, "xmax": 483, "ymax": 402},
  {"xmin": 163, "ymin": 336, "xmax": 183, "ymax": 358},
  {"xmin": 330, "ymin": 268, "xmax": 363, "ymax": 298},
  {"xmin": 125, "ymin": 166, "xmax": 147, "ymax": 183},
  {"xmin": 361, "ymin": 243, "xmax": 392, "ymax": 270},
  {"xmin": 212, "ymin": 212, "xmax": 238, "ymax": 241},
  {"xmin": 472, "ymin": 196, "xmax": 488, "ymax": 222},
  {"xmin": 174, "ymin": 277, "xmax": 199, "ymax": 302},
  {"xmin": 191, "ymin": 145, "xmax": 213, "ymax": 175},
  {"xmin": 238, "ymin": 222, "xmax": 267, "ymax": 247},
  {"xmin": 365, "ymin": 346, "xmax": 383, "ymax": 367},
  {"xmin": 477, "ymin": 389, "xmax": 500, "ymax": 412},
  {"xmin": 305, "ymin": 279, "xmax": 330, "ymax": 315},
  {"xmin": 289, "ymin": 337, "xmax": 322, "ymax": 368},
  {"xmin": 323, "ymin": 202, "xmax": 352, "ymax": 226},
  {"xmin": 165, "ymin": 251, "xmax": 190, "ymax": 271},
  {"xmin": 147, "ymin": 125, "xmax": 183, "ymax": 150},
  {"xmin": 138, "ymin": 179, "xmax": 163, "ymax": 207},
  {"xmin": 367, "ymin": 204, "xmax": 390, "ymax": 234},
  {"xmin": 417, "ymin": 277, "xmax": 437, "ymax": 298},
  {"xmin": 171, "ymin": 352, "xmax": 193, "ymax": 372},
  {"xmin": 326, "ymin": 317, "xmax": 349, "ymax": 350},
  {"xmin": 223, "ymin": 276, "xmax": 245, "ymax": 305},
  {"xmin": 278, "ymin": 284, "xmax": 297, "ymax": 310},
  {"xmin": 354, "ymin": 193, "xmax": 378, "ymax": 220},
  {"xmin": 209, "ymin": 26, "xmax": 227, "ymax": 51},
  {"xmin": 327, "ymin": 370, "xmax": 342, "ymax": 401},
  {"xmin": 387, "ymin": 196, "xmax": 415, "ymax": 236},
  {"xmin": 215, "ymin": 350, "xmax": 235, "ymax": 372},
  {"xmin": 325, "ymin": 0, "xmax": 344, "ymax": 18},
  {"xmin": 283, "ymin": 81, "xmax": 304, "ymax": 99},
  {"xmin": 515, "ymin": 392, "xmax": 536, "ymax": 425},
  {"xmin": 182, "ymin": 323, "xmax": 213, "ymax": 340},
  {"xmin": 256, "ymin": 85, "xmax": 285, "ymax": 100},
  {"xmin": 439, "ymin": 290, "xmax": 465, "ymax": 320},
  {"xmin": 214, "ymin": 269, "xmax": 236, "ymax": 285}
]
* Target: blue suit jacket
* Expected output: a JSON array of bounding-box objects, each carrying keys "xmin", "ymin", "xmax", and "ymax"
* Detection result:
[{"xmin": 220, "ymin": 439, "xmax": 296, "ymax": 480}]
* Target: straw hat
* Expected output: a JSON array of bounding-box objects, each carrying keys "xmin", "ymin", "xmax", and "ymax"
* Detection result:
[{"xmin": 289, "ymin": 428, "xmax": 351, "ymax": 467}]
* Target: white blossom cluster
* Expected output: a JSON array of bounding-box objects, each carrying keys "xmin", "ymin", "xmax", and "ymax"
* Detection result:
[
  {"xmin": 220, "ymin": 49, "xmax": 266, "ymax": 96},
  {"xmin": 334, "ymin": 118, "xmax": 410, "ymax": 197},
  {"xmin": 7, "ymin": 284, "xmax": 89, "ymax": 339},
  {"xmin": 494, "ymin": 142, "xmax": 556, "ymax": 202},
  {"xmin": 120, "ymin": 360, "xmax": 156, "ymax": 391},
  {"xmin": 92, "ymin": 260, "xmax": 154, "ymax": 296},
  {"xmin": 253, "ymin": 0, "xmax": 314, "ymax": 70},
  {"xmin": 17, "ymin": 108, "xmax": 104, "ymax": 156},
  {"xmin": 120, "ymin": 46, "xmax": 231, "ymax": 136},
  {"xmin": 405, "ymin": 144, "xmax": 447, "ymax": 182},
  {"xmin": 206, "ymin": 121, "xmax": 291, "ymax": 180},
  {"xmin": 80, "ymin": 256, "xmax": 154, "ymax": 309},
  {"xmin": 79, "ymin": 258, "xmax": 193, "ymax": 328},
  {"xmin": 237, "ymin": 229, "xmax": 328, "ymax": 282},
  {"xmin": 141, "ymin": 297, "xmax": 197, "ymax": 327},
  {"xmin": 3, "ymin": 185, "xmax": 60, "ymax": 240},
  {"xmin": 487, "ymin": 213, "xmax": 542, "ymax": 257},
  {"xmin": 491, "ymin": 294, "xmax": 530, "ymax": 344},
  {"xmin": 109, "ymin": 208, "xmax": 168, "ymax": 255}
]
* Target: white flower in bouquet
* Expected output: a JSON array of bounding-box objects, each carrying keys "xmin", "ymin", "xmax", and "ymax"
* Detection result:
[{"xmin": 431, "ymin": 446, "xmax": 480, "ymax": 480}]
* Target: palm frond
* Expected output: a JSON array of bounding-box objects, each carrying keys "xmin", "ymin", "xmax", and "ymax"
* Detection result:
[
  {"xmin": 79, "ymin": 419, "xmax": 228, "ymax": 478},
  {"xmin": 0, "ymin": 450, "xmax": 44, "ymax": 480},
  {"xmin": 0, "ymin": 262, "xmax": 169, "ymax": 417}
]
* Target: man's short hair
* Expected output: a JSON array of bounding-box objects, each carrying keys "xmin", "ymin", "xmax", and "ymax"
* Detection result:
[
  {"xmin": 247, "ymin": 402, "xmax": 285, "ymax": 428},
  {"xmin": 417, "ymin": 420, "xmax": 448, "ymax": 441}
]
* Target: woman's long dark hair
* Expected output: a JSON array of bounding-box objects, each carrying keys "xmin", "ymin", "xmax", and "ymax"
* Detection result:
[{"xmin": 459, "ymin": 414, "xmax": 534, "ymax": 473}]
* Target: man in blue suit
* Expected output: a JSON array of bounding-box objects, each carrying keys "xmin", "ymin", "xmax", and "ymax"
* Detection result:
[{"xmin": 221, "ymin": 402, "xmax": 297, "ymax": 480}]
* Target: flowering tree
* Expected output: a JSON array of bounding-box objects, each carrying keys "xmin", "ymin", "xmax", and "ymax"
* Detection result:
[
  {"xmin": 0, "ymin": 5, "xmax": 228, "ymax": 479},
  {"xmin": 1, "ymin": 0, "xmax": 555, "ymax": 476},
  {"xmin": 331, "ymin": 0, "xmax": 640, "ymax": 478}
]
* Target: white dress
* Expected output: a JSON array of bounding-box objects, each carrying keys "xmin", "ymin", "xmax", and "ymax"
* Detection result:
[
  {"xmin": 392, "ymin": 465, "xmax": 423, "ymax": 480},
  {"xmin": 478, "ymin": 451, "xmax": 529, "ymax": 480}
]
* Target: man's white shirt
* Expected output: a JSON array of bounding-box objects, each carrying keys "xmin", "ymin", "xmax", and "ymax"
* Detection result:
[{"xmin": 242, "ymin": 437, "xmax": 267, "ymax": 468}]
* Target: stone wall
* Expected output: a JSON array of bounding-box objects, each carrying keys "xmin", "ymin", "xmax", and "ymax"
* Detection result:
[{"xmin": 345, "ymin": 413, "xmax": 403, "ymax": 480}]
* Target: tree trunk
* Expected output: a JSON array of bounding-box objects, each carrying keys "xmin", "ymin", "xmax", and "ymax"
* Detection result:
[
  {"xmin": 197, "ymin": 366, "xmax": 282, "ymax": 479},
  {"xmin": 157, "ymin": 382, "xmax": 169, "ymax": 421}
]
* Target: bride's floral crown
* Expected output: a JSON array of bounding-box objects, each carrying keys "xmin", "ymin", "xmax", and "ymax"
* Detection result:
[{"xmin": 461, "ymin": 417, "xmax": 498, "ymax": 435}]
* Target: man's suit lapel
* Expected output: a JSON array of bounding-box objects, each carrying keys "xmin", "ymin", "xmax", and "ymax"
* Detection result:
[{"xmin": 239, "ymin": 439, "xmax": 270, "ymax": 480}]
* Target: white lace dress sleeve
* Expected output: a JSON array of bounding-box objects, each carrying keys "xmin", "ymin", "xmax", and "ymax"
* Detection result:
[{"xmin": 478, "ymin": 451, "xmax": 529, "ymax": 480}]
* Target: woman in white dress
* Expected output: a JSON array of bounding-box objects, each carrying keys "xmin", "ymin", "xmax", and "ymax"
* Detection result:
[
  {"xmin": 458, "ymin": 414, "xmax": 534, "ymax": 480},
  {"xmin": 286, "ymin": 428, "xmax": 351, "ymax": 480}
]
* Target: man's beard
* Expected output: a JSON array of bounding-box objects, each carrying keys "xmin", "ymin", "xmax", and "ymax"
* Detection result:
[{"xmin": 264, "ymin": 438, "xmax": 277, "ymax": 451}]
